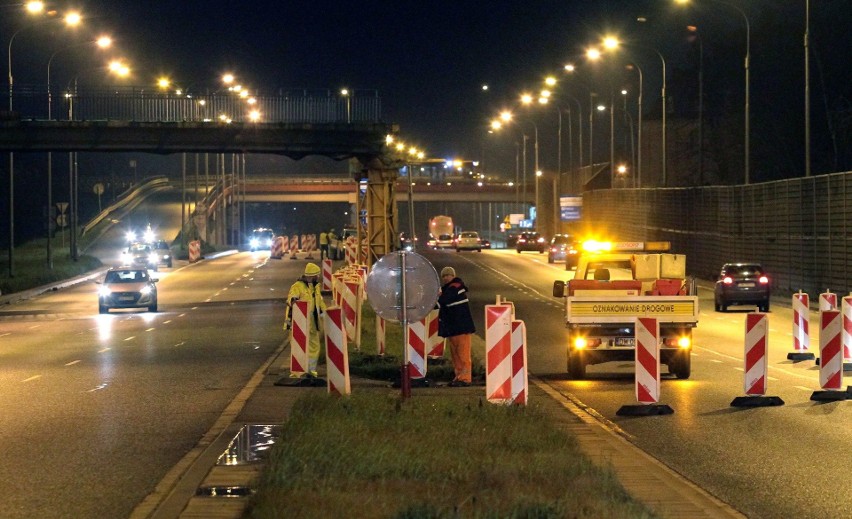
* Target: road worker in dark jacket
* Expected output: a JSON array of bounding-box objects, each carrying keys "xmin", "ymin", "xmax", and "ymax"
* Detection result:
[{"xmin": 438, "ymin": 266, "xmax": 476, "ymax": 386}]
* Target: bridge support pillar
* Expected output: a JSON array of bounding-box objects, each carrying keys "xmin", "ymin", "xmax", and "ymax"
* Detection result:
[{"xmin": 362, "ymin": 160, "xmax": 398, "ymax": 266}]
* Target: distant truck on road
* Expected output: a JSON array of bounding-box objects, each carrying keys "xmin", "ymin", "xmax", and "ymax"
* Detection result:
[{"xmin": 428, "ymin": 215, "xmax": 454, "ymax": 249}]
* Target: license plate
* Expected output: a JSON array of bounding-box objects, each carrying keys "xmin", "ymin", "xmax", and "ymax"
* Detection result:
[
  {"xmin": 615, "ymin": 338, "xmax": 635, "ymax": 347},
  {"xmin": 739, "ymin": 282, "xmax": 755, "ymax": 288},
  {"xmin": 119, "ymin": 296, "xmax": 134, "ymax": 301}
]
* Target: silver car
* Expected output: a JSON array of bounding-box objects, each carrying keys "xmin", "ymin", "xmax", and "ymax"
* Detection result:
[
  {"xmin": 97, "ymin": 267, "xmax": 158, "ymax": 313},
  {"xmin": 455, "ymin": 231, "xmax": 482, "ymax": 252}
]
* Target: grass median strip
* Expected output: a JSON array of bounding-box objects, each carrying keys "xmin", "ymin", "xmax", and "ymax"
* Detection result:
[{"xmin": 247, "ymin": 392, "xmax": 656, "ymax": 518}]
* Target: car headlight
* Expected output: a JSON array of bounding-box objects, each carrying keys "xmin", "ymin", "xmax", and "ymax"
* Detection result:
[
  {"xmin": 125, "ymin": 231, "xmax": 136, "ymax": 242},
  {"xmin": 250, "ymin": 238, "xmax": 259, "ymax": 248},
  {"xmin": 148, "ymin": 253, "xmax": 159, "ymax": 264},
  {"xmin": 140, "ymin": 285, "xmax": 152, "ymax": 296},
  {"xmin": 98, "ymin": 286, "xmax": 112, "ymax": 297},
  {"xmin": 144, "ymin": 230, "xmax": 155, "ymax": 243}
]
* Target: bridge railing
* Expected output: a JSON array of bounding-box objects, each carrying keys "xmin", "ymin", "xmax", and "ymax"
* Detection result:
[{"xmin": 3, "ymin": 85, "xmax": 382, "ymax": 124}]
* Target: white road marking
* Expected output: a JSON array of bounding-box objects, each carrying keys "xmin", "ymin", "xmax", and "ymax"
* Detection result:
[
  {"xmin": 0, "ymin": 332, "xmax": 10, "ymax": 338},
  {"xmin": 173, "ymin": 341, "xmax": 186, "ymax": 348},
  {"xmin": 146, "ymin": 328, "xmax": 155, "ymax": 332},
  {"xmin": 98, "ymin": 348, "xmax": 110, "ymax": 353},
  {"xmin": 28, "ymin": 325, "xmax": 41, "ymax": 330},
  {"xmin": 767, "ymin": 376, "xmax": 779, "ymax": 381},
  {"xmin": 124, "ymin": 336, "xmax": 135, "ymax": 341},
  {"xmin": 164, "ymin": 320, "xmax": 172, "ymax": 324},
  {"xmin": 22, "ymin": 375, "xmax": 41, "ymax": 383},
  {"xmin": 86, "ymin": 383, "xmax": 108, "ymax": 392},
  {"xmin": 794, "ymin": 385, "xmax": 812, "ymax": 391},
  {"xmin": 709, "ymin": 359, "xmax": 723, "ymax": 363},
  {"xmin": 733, "ymin": 367, "xmax": 744, "ymax": 372},
  {"xmin": 65, "ymin": 360, "xmax": 81, "ymax": 366},
  {"xmin": 179, "ymin": 313, "xmax": 186, "ymax": 317}
]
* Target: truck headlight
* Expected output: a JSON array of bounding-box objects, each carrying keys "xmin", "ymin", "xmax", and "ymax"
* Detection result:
[{"xmin": 249, "ymin": 238, "xmax": 259, "ymax": 248}]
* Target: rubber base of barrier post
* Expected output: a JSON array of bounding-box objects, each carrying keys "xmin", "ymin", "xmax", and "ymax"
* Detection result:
[
  {"xmin": 616, "ymin": 404, "xmax": 674, "ymax": 416},
  {"xmin": 787, "ymin": 352, "xmax": 815, "ymax": 361},
  {"xmin": 810, "ymin": 387, "xmax": 852, "ymax": 402},
  {"xmin": 730, "ymin": 395, "xmax": 785, "ymax": 407},
  {"xmin": 274, "ymin": 375, "xmax": 326, "ymax": 387}
]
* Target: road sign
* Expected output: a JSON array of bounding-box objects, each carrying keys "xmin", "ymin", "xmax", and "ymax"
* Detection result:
[
  {"xmin": 56, "ymin": 202, "xmax": 68, "ymax": 214},
  {"xmin": 93, "ymin": 183, "xmax": 104, "ymax": 195},
  {"xmin": 56, "ymin": 214, "xmax": 68, "ymax": 228}
]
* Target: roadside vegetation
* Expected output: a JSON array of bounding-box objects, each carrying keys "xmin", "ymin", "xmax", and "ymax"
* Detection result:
[
  {"xmin": 0, "ymin": 236, "xmax": 102, "ymax": 295},
  {"xmin": 250, "ymin": 305, "xmax": 657, "ymax": 518},
  {"xmin": 247, "ymin": 392, "xmax": 656, "ymax": 519}
]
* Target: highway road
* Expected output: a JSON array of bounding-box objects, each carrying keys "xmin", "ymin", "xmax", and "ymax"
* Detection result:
[
  {"xmin": 423, "ymin": 247, "xmax": 851, "ymax": 519},
  {"xmin": 2, "ymin": 186, "xmax": 849, "ymax": 518}
]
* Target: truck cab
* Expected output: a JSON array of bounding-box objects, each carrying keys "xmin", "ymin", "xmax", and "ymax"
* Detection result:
[{"xmin": 552, "ymin": 241, "xmax": 698, "ymax": 380}]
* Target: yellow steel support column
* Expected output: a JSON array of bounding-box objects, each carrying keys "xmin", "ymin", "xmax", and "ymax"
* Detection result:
[{"xmin": 362, "ymin": 160, "xmax": 399, "ymax": 266}]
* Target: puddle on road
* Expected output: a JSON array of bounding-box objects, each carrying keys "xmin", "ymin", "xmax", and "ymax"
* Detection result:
[{"xmin": 216, "ymin": 424, "xmax": 281, "ymax": 466}]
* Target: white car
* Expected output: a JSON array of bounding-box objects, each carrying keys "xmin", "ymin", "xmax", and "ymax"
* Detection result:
[
  {"xmin": 455, "ymin": 231, "xmax": 482, "ymax": 252},
  {"xmin": 97, "ymin": 267, "xmax": 158, "ymax": 313}
]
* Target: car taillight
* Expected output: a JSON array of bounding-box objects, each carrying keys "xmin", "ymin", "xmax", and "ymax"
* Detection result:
[
  {"xmin": 723, "ymin": 276, "xmax": 733, "ymax": 284},
  {"xmin": 537, "ymin": 237, "xmax": 545, "ymax": 243},
  {"xmin": 758, "ymin": 276, "xmax": 769, "ymax": 284},
  {"xmin": 519, "ymin": 238, "xmax": 526, "ymax": 243}
]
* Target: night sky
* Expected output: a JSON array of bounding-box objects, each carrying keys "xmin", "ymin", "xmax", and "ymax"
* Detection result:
[{"xmin": 2, "ymin": 1, "xmax": 852, "ymax": 242}]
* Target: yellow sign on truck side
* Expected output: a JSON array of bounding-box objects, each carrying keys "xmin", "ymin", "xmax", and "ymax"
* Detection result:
[{"xmin": 567, "ymin": 296, "xmax": 699, "ymax": 323}]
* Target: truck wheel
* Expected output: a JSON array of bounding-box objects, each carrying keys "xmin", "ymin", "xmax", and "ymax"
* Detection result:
[
  {"xmin": 669, "ymin": 352, "xmax": 691, "ymax": 379},
  {"xmin": 567, "ymin": 351, "xmax": 586, "ymax": 379}
]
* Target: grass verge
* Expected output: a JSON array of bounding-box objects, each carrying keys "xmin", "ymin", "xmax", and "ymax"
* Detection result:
[
  {"xmin": 246, "ymin": 392, "xmax": 656, "ymax": 518},
  {"xmin": 251, "ymin": 306, "xmax": 656, "ymax": 518},
  {"xmin": 0, "ymin": 236, "xmax": 102, "ymax": 295}
]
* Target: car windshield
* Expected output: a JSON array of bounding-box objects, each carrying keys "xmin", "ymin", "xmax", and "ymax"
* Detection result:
[
  {"xmin": 724, "ymin": 265, "xmax": 763, "ymax": 276},
  {"xmin": 551, "ymin": 235, "xmax": 572, "ymax": 245},
  {"xmin": 106, "ymin": 270, "xmax": 148, "ymax": 283},
  {"xmin": 155, "ymin": 241, "xmax": 169, "ymax": 250},
  {"xmin": 460, "ymin": 232, "xmax": 478, "ymax": 238},
  {"xmin": 438, "ymin": 234, "xmax": 453, "ymax": 241},
  {"xmin": 129, "ymin": 243, "xmax": 150, "ymax": 253}
]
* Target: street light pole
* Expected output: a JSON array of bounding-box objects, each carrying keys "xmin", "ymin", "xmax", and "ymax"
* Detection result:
[{"xmin": 804, "ymin": 0, "xmax": 811, "ymax": 177}]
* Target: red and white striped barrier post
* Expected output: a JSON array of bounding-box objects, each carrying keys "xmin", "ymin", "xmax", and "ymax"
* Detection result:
[
  {"xmin": 324, "ymin": 307, "xmax": 350, "ymax": 396},
  {"xmin": 321, "ymin": 259, "xmax": 333, "ymax": 293},
  {"xmin": 376, "ymin": 315, "xmax": 386, "ymax": 356},
  {"xmin": 406, "ymin": 318, "xmax": 428, "ymax": 380},
  {"xmin": 731, "ymin": 313, "xmax": 784, "ymax": 407},
  {"xmin": 426, "ymin": 309, "xmax": 444, "ymax": 359},
  {"xmin": 304, "ymin": 234, "xmax": 316, "ymax": 259},
  {"xmin": 811, "ymin": 310, "xmax": 851, "ymax": 401},
  {"xmin": 841, "ymin": 295, "xmax": 852, "ymax": 368},
  {"xmin": 289, "ymin": 300, "xmax": 309, "ymax": 378},
  {"xmin": 820, "ymin": 290, "xmax": 837, "ymax": 311},
  {"xmin": 485, "ymin": 304, "xmax": 513, "ymax": 404},
  {"xmin": 788, "ymin": 291, "xmax": 814, "ymax": 360},
  {"xmin": 617, "ymin": 317, "xmax": 673, "ymax": 416},
  {"xmin": 511, "ymin": 320, "xmax": 529, "ymax": 405},
  {"xmin": 270, "ymin": 236, "xmax": 284, "ymax": 259},
  {"xmin": 289, "ymin": 235, "xmax": 299, "ymax": 260},
  {"xmin": 188, "ymin": 240, "xmax": 201, "ymax": 263},
  {"xmin": 342, "ymin": 279, "xmax": 362, "ymax": 350}
]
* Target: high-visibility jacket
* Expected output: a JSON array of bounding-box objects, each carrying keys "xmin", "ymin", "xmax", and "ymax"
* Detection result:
[
  {"xmin": 319, "ymin": 232, "xmax": 329, "ymax": 245},
  {"xmin": 285, "ymin": 278, "xmax": 327, "ymax": 329}
]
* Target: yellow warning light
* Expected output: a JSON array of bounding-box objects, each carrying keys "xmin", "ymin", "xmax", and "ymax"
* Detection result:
[
  {"xmin": 581, "ymin": 240, "xmax": 612, "ymax": 253},
  {"xmin": 573, "ymin": 337, "xmax": 587, "ymax": 349},
  {"xmin": 678, "ymin": 336, "xmax": 691, "ymax": 349}
]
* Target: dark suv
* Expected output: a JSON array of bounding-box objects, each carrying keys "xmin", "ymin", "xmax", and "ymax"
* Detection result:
[
  {"xmin": 516, "ymin": 232, "xmax": 546, "ymax": 253},
  {"xmin": 714, "ymin": 262, "xmax": 770, "ymax": 312},
  {"xmin": 547, "ymin": 234, "xmax": 579, "ymax": 267}
]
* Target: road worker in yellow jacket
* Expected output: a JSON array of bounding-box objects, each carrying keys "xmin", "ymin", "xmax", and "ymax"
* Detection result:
[{"xmin": 284, "ymin": 263, "xmax": 327, "ymax": 376}]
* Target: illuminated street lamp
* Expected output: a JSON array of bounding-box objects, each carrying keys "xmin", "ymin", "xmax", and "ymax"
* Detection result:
[
  {"xmin": 340, "ymin": 88, "xmax": 351, "ymax": 123},
  {"xmin": 7, "ymin": 4, "xmax": 81, "ymax": 275},
  {"xmin": 601, "ymin": 36, "xmax": 666, "ymax": 186}
]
